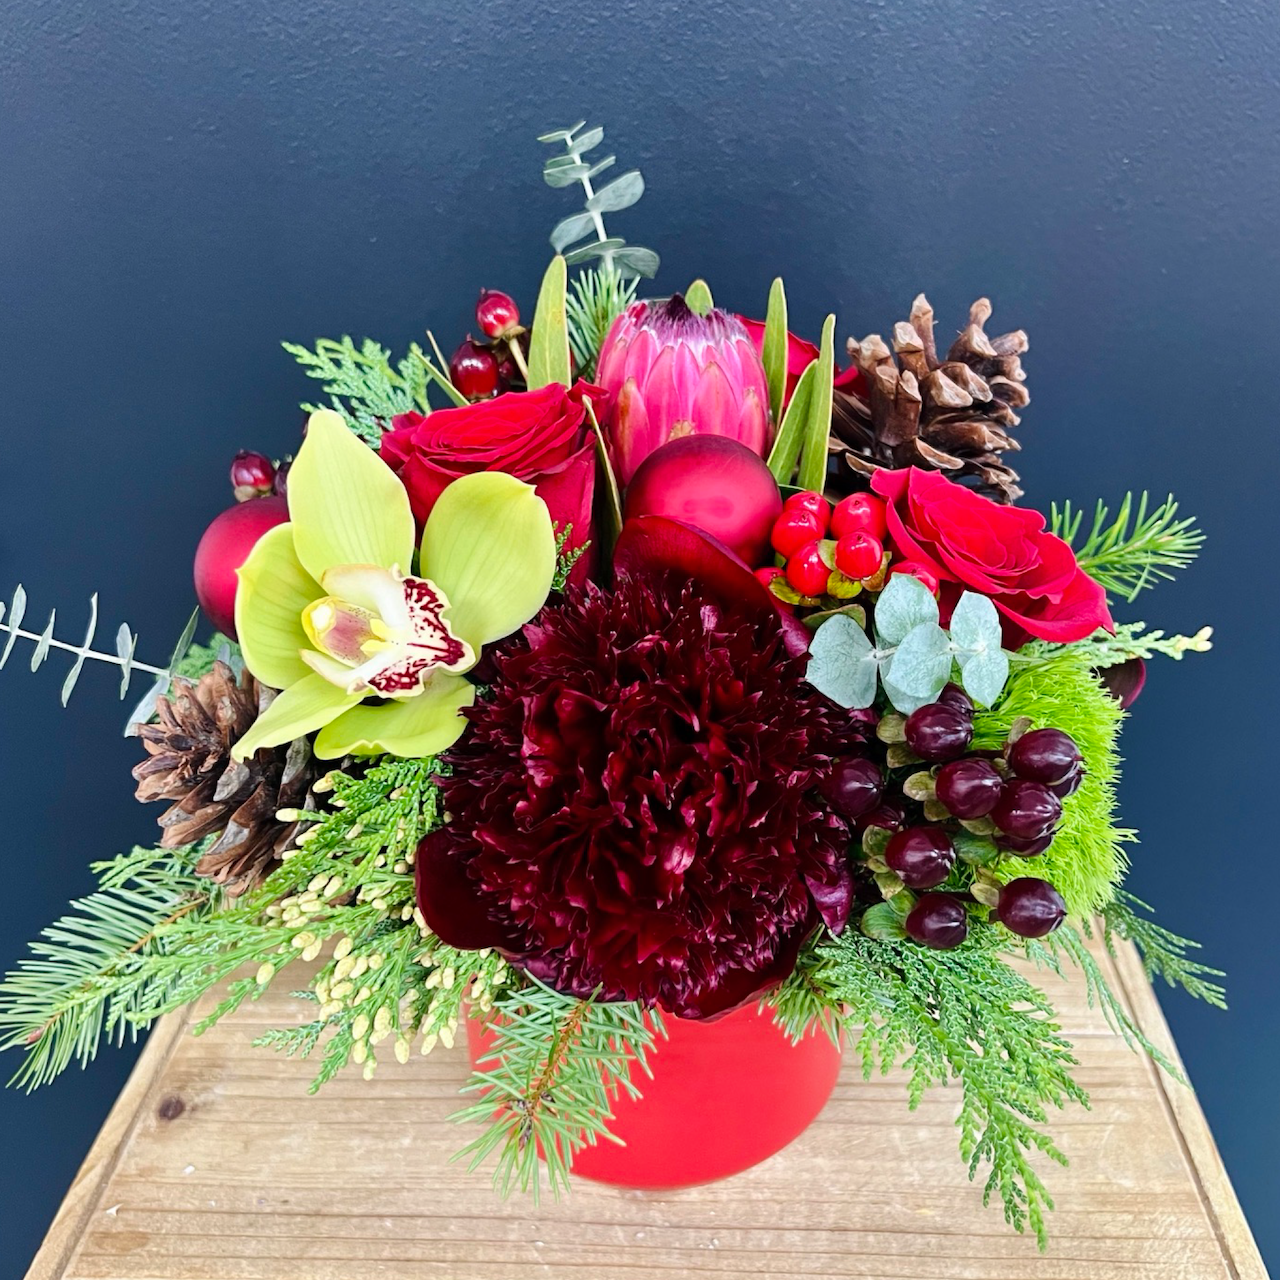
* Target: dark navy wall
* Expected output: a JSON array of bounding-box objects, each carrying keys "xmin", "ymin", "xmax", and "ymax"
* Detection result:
[{"xmin": 2, "ymin": 0, "xmax": 1277, "ymax": 1272}]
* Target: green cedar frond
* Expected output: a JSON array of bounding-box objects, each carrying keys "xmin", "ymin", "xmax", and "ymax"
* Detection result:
[
  {"xmin": 565, "ymin": 266, "xmax": 637, "ymax": 378},
  {"xmin": 285, "ymin": 336, "xmax": 454, "ymax": 442},
  {"xmin": 809, "ymin": 930, "xmax": 1086, "ymax": 1249},
  {"xmin": 0, "ymin": 846, "xmax": 214, "ymax": 1090},
  {"xmin": 1100, "ymin": 891, "xmax": 1227, "ymax": 1009},
  {"xmin": 1050, "ymin": 492, "xmax": 1203, "ymax": 602},
  {"xmin": 1048, "ymin": 620, "xmax": 1214, "ymax": 669},
  {"xmin": 551, "ymin": 525, "xmax": 589, "ymax": 592},
  {"xmin": 452, "ymin": 979, "xmax": 661, "ymax": 1200},
  {"xmin": 973, "ymin": 648, "xmax": 1132, "ymax": 916}
]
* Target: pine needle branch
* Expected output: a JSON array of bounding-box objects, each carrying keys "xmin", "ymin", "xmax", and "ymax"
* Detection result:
[
  {"xmin": 565, "ymin": 267, "xmax": 637, "ymax": 379},
  {"xmin": 451, "ymin": 978, "xmax": 661, "ymax": 1200},
  {"xmin": 1050, "ymin": 493, "xmax": 1203, "ymax": 602}
]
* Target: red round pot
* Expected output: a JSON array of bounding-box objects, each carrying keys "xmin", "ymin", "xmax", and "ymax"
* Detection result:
[{"xmin": 466, "ymin": 1001, "xmax": 842, "ymax": 1189}]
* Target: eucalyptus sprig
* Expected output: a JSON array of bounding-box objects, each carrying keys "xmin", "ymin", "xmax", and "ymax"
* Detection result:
[{"xmin": 538, "ymin": 121, "xmax": 658, "ymax": 279}]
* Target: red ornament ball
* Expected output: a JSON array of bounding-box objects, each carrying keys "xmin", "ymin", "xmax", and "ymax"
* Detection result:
[
  {"xmin": 193, "ymin": 496, "xmax": 289, "ymax": 638},
  {"xmin": 624, "ymin": 435, "xmax": 783, "ymax": 565}
]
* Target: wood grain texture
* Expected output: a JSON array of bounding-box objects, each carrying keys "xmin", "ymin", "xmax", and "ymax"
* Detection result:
[{"xmin": 28, "ymin": 937, "xmax": 1266, "ymax": 1280}]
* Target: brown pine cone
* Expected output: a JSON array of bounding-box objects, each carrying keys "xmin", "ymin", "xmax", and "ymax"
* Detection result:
[
  {"xmin": 828, "ymin": 295, "xmax": 1029, "ymax": 503},
  {"xmin": 132, "ymin": 661, "xmax": 322, "ymax": 895}
]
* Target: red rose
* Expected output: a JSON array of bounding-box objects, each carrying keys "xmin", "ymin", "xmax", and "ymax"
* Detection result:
[
  {"xmin": 870, "ymin": 467, "xmax": 1113, "ymax": 645},
  {"xmin": 739, "ymin": 317, "xmax": 868, "ymax": 410},
  {"xmin": 379, "ymin": 383, "xmax": 598, "ymax": 578}
]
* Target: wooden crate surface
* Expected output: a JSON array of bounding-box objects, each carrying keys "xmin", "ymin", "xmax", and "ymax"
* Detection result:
[{"xmin": 26, "ymin": 937, "xmax": 1266, "ymax": 1280}]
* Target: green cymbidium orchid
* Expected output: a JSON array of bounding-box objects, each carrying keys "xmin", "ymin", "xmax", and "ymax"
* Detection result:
[{"xmin": 231, "ymin": 409, "xmax": 556, "ymax": 761}]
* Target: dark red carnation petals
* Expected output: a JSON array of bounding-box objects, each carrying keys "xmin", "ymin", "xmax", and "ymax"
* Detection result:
[
  {"xmin": 614, "ymin": 514, "xmax": 810, "ymax": 656},
  {"xmin": 414, "ymin": 830, "xmax": 522, "ymax": 952},
  {"xmin": 1099, "ymin": 656, "xmax": 1146, "ymax": 708},
  {"xmin": 672, "ymin": 921, "xmax": 814, "ymax": 1021}
]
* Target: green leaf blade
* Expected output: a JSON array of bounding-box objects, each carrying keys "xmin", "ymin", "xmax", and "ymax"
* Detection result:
[{"xmin": 527, "ymin": 256, "xmax": 571, "ymax": 390}]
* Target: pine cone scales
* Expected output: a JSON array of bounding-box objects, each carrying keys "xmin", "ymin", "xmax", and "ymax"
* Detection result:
[
  {"xmin": 829, "ymin": 295, "xmax": 1029, "ymax": 502},
  {"xmin": 133, "ymin": 661, "xmax": 321, "ymax": 894}
]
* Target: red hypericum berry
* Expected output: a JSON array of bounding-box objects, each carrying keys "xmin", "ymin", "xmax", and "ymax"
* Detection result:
[
  {"xmin": 820, "ymin": 758, "xmax": 884, "ymax": 821},
  {"xmin": 754, "ymin": 566, "xmax": 785, "ymax": 588},
  {"xmin": 771, "ymin": 508, "xmax": 826, "ymax": 558},
  {"xmin": 904, "ymin": 703, "xmax": 973, "ymax": 762},
  {"xmin": 858, "ymin": 798, "xmax": 906, "ymax": 834},
  {"xmin": 783, "ymin": 491, "xmax": 831, "ymax": 532},
  {"xmin": 992, "ymin": 779, "xmax": 1062, "ymax": 841},
  {"xmin": 271, "ymin": 457, "xmax": 292, "ymax": 499},
  {"xmin": 831, "ymin": 492, "xmax": 888, "ymax": 541},
  {"xmin": 996, "ymin": 877, "xmax": 1067, "ymax": 938},
  {"xmin": 496, "ymin": 356, "xmax": 519, "ymax": 390},
  {"xmin": 1008, "ymin": 728, "xmax": 1083, "ymax": 786},
  {"xmin": 475, "ymin": 289, "xmax": 521, "ymax": 340},
  {"xmin": 1049, "ymin": 762, "xmax": 1085, "ymax": 798},
  {"xmin": 834, "ymin": 531, "xmax": 884, "ymax": 580},
  {"xmin": 998, "ymin": 831, "xmax": 1055, "ymax": 857},
  {"xmin": 888, "ymin": 561, "xmax": 941, "ymax": 595},
  {"xmin": 449, "ymin": 337, "xmax": 500, "ymax": 401},
  {"xmin": 937, "ymin": 682, "xmax": 974, "ymax": 716},
  {"xmin": 885, "ymin": 825, "xmax": 956, "ymax": 889},
  {"xmin": 935, "ymin": 758, "xmax": 1004, "ymax": 819},
  {"xmin": 785, "ymin": 540, "xmax": 831, "ymax": 597},
  {"xmin": 905, "ymin": 893, "xmax": 969, "ymax": 949},
  {"xmin": 230, "ymin": 450, "xmax": 276, "ymax": 502}
]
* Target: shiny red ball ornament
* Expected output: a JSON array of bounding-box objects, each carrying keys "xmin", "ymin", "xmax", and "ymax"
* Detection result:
[
  {"xmin": 449, "ymin": 336, "xmax": 500, "ymax": 401},
  {"xmin": 831, "ymin": 492, "xmax": 888, "ymax": 541},
  {"xmin": 475, "ymin": 288, "xmax": 521, "ymax": 340},
  {"xmin": 193, "ymin": 496, "xmax": 289, "ymax": 638},
  {"xmin": 834, "ymin": 531, "xmax": 883, "ymax": 580},
  {"xmin": 785, "ymin": 541, "xmax": 831, "ymax": 597},
  {"xmin": 229, "ymin": 450, "xmax": 276, "ymax": 502},
  {"xmin": 624, "ymin": 435, "xmax": 783, "ymax": 565},
  {"xmin": 888, "ymin": 560, "xmax": 941, "ymax": 595}
]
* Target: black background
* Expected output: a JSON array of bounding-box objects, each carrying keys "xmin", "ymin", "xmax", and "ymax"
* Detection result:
[{"xmin": 2, "ymin": 0, "xmax": 1278, "ymax": 1273}]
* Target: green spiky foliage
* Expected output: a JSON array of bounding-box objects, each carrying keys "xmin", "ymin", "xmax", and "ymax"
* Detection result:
[
  {"xmin": 566, "ymin": 267, "xmax": 637, "ymax": 379},
  {"xmin": 778, "ymin": 931, "xmax": 1087, "ymax": 1248},
  {"xmin": 974, "ymin": 649, "xmax": 1131, "ymax": 915}
]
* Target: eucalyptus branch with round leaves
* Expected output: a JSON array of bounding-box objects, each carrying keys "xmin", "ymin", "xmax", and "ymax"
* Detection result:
[{"xmin": 806, "ymin": 574, "xmax": 1011, "ymax": 715}]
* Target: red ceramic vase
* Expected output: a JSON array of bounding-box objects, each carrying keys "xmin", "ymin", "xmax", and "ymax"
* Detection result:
[{"xmin": 466, "ymin": 1001, "xmax": 842, "ymax": 1189}]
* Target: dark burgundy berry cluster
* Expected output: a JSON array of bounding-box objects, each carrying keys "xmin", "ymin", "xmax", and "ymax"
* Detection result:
[
  {"xmin": 825, "ymin": 685, "xmax": 1081, "ymax": 952},
  {"xmin": 229, "ymin": 450, "xmax": 290, "ymax": 502},
  {"xmin": 449, "ymin": 289, "xmax": 530, "ymax": 400}
]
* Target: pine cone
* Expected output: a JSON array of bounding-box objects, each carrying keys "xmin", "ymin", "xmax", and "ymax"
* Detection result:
[
  {"xmin": 132, "ymin": 661, "xmax": 322, "ymax": 895},
  {"xmin": 828, "ymin": 295, "xmax": 1029, "ymax": 503}
]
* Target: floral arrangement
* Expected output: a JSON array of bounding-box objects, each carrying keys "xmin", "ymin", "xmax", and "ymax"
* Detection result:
[{"xmin": 0, "ymin": 122, "xmax": 1222, "ymax": 1246}]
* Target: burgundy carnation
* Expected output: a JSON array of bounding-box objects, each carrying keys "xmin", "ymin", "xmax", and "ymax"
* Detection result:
[{"xmin": 417, "ymin": 576, "xmax": 859, "ymax": 1019}]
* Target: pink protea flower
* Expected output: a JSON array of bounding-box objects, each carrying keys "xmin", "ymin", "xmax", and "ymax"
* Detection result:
[{"xmin": 595, "ymin": 295, "xmax": 772, "ymax": 485}]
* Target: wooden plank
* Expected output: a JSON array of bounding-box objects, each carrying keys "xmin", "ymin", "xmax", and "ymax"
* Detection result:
[{"xmin": 27, "ymin": 938, "xmax": 1267, "ymax": 1280}]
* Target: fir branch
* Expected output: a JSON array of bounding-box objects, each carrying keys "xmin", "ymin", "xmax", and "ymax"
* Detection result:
[
  {"xmin": 452, "ymin": 979, "xmax": 660, "ymax": 1199},
  {"xmin": 1051, "ymin": 493, "xmax": 1203, "ymax": 602},
  {"xmin": 1100, "ymin": 891, "xmax": 1227, "ymax": 1009},
  {"xmin": 285, "ymin": 336, "xmax": 460, "ymax": 443},
  {"xmin": 565, "ymin": 267, "xmax": 637, "ymax": 379},
  {"xmin": 0, "ymin": 845, "xmax": 216, "ymax": 1090},
  {"xmin": 811, "ymin": 931, "xmax": 1087, "ymax": 1249}
]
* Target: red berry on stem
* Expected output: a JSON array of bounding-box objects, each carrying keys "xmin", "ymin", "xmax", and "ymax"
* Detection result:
[
  {"xmin": 831, "ymin": 492, "xmax": 888, "ymax": 541},
  {"xmin": 859, "ymin": 798, "xmax": 906, "ymax": 834},
  {"xmin": 475, "ymin": 289, "xmax": 521, "ymax": 340},
  {"xmin": 193, "ymin": 496, "xmax": 290, "ymax": 638},
  {"xmin": 271, "ymin": 458, "xmax": 292, "ymax": 499},
  {"xmin": 834, "ymin": 531, "xmax": 884, "ymax": 580},
  {"xmin": 785, "ymin": 541, "xmax": 832, "ymax": 597},
  {"xmin": 904, "ymin": 703, "xmax": 973, "ymax": 761},
  {"xmin": 938, "ymin": 682, "xmax": 974, "ymax": 716},
  {"xmin": 888, "ymin": 561, "xmax": 941, "ymax": 595},
  {"xmin": 1009, "ymin": 728, "xmax": 1083, "ymax": 786},
  {"xmin": 885, "ymin": 826, "xmax": 956, "ymax": 889},
  {"xmin": 783, "ymin": 491, "xmax": 831, "ymax": 531},
  {"xmin": 820, "ymin": 758, "xmax": 884, "ymax": 821},
  {"xmin": 999, "ymin": 831, "xmax": 1055, "ymax": 857},
  {"xmin": 996, "ymin": 878, "xmax": 1067, "ymax": 938},
  {"xmin": 230, "ymin": 450, "xmax": 276, "ymax": 501},
  {"xmin": 754, "ymin": 566, "xmax": 785, "ymax": 588},
  {"xmin": 905, "ymin": 893, "xmax": 969, "ymax": 949},
  {"xmin": 1049, "ymin": 762, "xmax": 1085, "ymax": 799},
  {"xmin": 935, "ymin": 758, "xmax": 1004, "ymax": 818},
  {"xmin": 450, "ymin": 337, "xmax": 500, "ymax": 400},
  {"xmin": 771, "ymin": 508, "xmax": 827, "ymax": 558},
  {"xmin": 992, "ymin": 779, "xmax": 1062, "ymax": 841}
]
